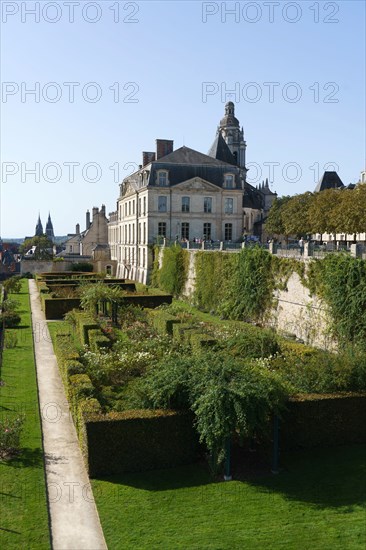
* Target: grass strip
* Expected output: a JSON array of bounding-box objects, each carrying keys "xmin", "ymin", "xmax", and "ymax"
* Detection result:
[{"xmin": 0, "ymin": 280, "xmax": 50, "ymax": 548}]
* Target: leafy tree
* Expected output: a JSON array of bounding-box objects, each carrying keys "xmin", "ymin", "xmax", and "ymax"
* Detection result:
[
  {"xmin": 20, "ymin": 235, "xmax": 53, "ymax": 259},
  {"xmin": 79, "ymin": 282, "xmax": 124, "ymax": 315},
  {"xmin": 0, "ymin": 297, "xmax": 21, "ymax": 327},
  {"xmin": 140, "ymin": 351, "xmax": 289, "ymax": 472},
  {"xmin": 341, "ymin": 184, "xmax": 366, "ymax": 234},
  {"xmin": 188, "ymin": 353, "xmax": 288, "ymax": 471},
  {"xmin": 3, "ymin": 276, "xmax": 22, "ymax": 294},
  {"xmin": 281, "ymin": 192, "xmax": 314, "ymax": 236},
  {"xmin": 264, "ymin": 196, "xmax": 292, "ymax": 237},
  {"xmin": 308, "ymin": 189, "xmax": 340, "ymax": 236}
]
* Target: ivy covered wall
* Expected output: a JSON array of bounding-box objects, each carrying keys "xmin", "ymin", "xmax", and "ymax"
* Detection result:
[{"xmin": 153, "ymin": 245, "xmax": 366, "ymax": 350}]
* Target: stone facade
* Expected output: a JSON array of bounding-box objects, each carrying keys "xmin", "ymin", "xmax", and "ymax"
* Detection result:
[
  {"xmin": 65, "ymin": 205, "xmax": 109, "ymax": 257},
  {"xmin": 109, "ymin": 103, "xmax": 276, "ymax": 283}
]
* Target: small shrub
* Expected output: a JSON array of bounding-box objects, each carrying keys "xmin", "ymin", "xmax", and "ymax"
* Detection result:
[
  {"xmin": 1, "ymin": 311, "xmax": 21, "ymax": 328},
  {"xmin": 4, "ymin": 331, "xmax": 18, "ymax": 348},
  {"xmin": 0, "ymin": 414, "xmax": 25, "ymax": 458},
  {"xmin": 3, "ymin": 276, "xmax": 22, "ymax": 294},
  {"xmin": 71, "ymin": 262, "xmax": 93, "ymax": 272}
]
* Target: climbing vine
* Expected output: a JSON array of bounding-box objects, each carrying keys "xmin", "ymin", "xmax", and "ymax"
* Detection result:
[
  {"xmin": 304, "ymin": 255, "xmax": 366, "ymax": 348},
  {"xmin": 155, "ymin": 245, "xmax": 189, "ymax": 296},
  {"xmin": 194, "ymin": 247, "xmax": 277, "ymax": 323},
  {"xmin": 154, "ymin": 246, "xmax": 366, "ymax": 348}
]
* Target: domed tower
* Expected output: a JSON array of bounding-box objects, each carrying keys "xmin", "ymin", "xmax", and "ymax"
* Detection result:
[
  {"xmin": 35, "ymin": 214, "xmax": 43, "ymax": 236},
  {"xmin": 218, "ymin": 102, "xmax": 247, "ymax": 174},
  {"xmin": 46, "ymin": 213, "xmax": 54, "ymax": 240}
]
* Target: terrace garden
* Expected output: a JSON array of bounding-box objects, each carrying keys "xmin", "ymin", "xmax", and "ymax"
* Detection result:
[{"xmin": 48, "ymin": 275, "xmax": 366, "ymax": 478}]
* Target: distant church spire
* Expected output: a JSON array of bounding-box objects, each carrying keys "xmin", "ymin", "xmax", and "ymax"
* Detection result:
[
  {"xmin": 35, "ymin": 214, "xmax": 43, "ymax": 236},
  {"xmin": 46, "ymin": 212, "xmax": 54, "ymax": 240}
]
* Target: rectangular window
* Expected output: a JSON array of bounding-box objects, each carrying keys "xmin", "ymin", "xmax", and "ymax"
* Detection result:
[
  {"xmin": 224, "ymin": 174, "xmax": 234, "ymax": 188},
  {"xmin": 158, "ymin": 171, "xmax": 167, "ymax": 186},
  {"xmin": 143, "ymin": 222, "xmax": 146, "ymax": 243},
  {"xmin": 158, "ymin": 222, "xmax": 167, "ymax": 237},
  {"xmin": 138, "ymin": 198, "xmax": 141, "ymax": 216},
  {"xmin": 128, "ymin": 201, "xmax": 131, "ymax": 216},
  {"xmin": 182, "ymin": 196, "xmax": 190, "ymax": 212},
  {"xmin": 143, "ymin": 196, "xmax": 146, "ymax": 216},
  {"xmin": 132, "ymin": 200, "xmax": 135, "ymax": 215},
  {"xmin": 224, "ymin": 197, "xmax": 234, "ymax": 214},
  {"xmin": 125, "ymin": 203, "xmax": 127, "ymax": 216},
  {"xmin": 204, "ymin": 197, "xmax": 212, "ymax": 213},
  {"xmin": 181, "ymin": 222, "xmax": 189, "ymax": 240},
  {"xmin": 203, "ymin": 223, "xmax": 211, "ymax": 240},
  {"xmin": 158, "ymin": 196, "xmax": 167, "ymax": 212},
  {"xmin": 225, "ymin": 223, "xmax": 233, "ymax": 241}
]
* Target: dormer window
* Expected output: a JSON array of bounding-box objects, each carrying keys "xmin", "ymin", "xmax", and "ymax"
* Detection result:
[
  {"xmin": 224, "ymin": 174, "xmax": 235, "ymax": 188},
  {"xmin": 157, "ymin": 170, "xmax": 168, "ymax": 186}
]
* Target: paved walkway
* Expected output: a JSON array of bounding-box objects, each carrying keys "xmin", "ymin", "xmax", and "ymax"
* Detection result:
[{"xmin": 29, "ymin": 280, "xmax": 107, "ymax": 550}]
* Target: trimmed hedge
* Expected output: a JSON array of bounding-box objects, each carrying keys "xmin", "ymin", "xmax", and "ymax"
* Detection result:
[
  {"xmin": 190, "ymin": 332, "xmax": 216, "ymax": 351},
  {"xmin": 280, "ymin": 393, "xmax": 366, "ymax": 449},
  {"xmin": 88, "ymin": 329, "xmax": 111, "ymax": 352},
  {"xmin": 53, "ymin": 333, "xmax": 82, "ymax": 388},
  {"xmin": 74, "ymin": 312, "xmax": 99, "ymax": 346},
  {"xmin": 42, "ymin": 293, "xmax": 171, "ymax": 319},
  {"xmin": 120, "ymin": 294, "xmax": 173, "ymax": 309},
  {"xmin": 172, "ymin": 322, "xmax": 192, "ymax": 343},
  {"xmin": 146, "ymin": 309, "xmax": 181, "ymax": 336},
  {"xmin": 42, "ymin": 297, "xmax": 81, "ymax": 319},
  {"xmin": 84, "ymin": 409, "xmax": 198, "ymax": 477}
]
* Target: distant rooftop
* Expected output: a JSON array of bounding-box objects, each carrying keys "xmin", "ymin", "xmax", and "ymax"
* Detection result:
[{"xmin": 314, "ymin": 171, "xmax": 344, "ymax": 192}]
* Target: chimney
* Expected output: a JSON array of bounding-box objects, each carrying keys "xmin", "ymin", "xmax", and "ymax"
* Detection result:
[
  {"xmin": 76, "ymin": 223, "xmax": 80, "ymax": 234},
  {"xmin": 92, "ymin": 207, "xmax": 99, "ymax": 219},
  {"xmin": 100, "ymin": 204, "xmax": 106, "ymax": 216},
  {"xmin": 156, "ymin": 139, "xmax": 174, "ymax": 160},
  {"xmin": 142, "ymin": 151, "xmax": 156, "ymax": 166},
  {"xmin": 86, "ymin": 210, "xmax": 91, "ymax": 230}
]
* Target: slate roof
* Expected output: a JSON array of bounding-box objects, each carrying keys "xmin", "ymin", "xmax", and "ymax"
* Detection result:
[
  {"xmin": 243, "ymin": 183, "xmax": 263, "ymax": 209},
  {"xmin": 153, "ymin": 145, "xmax": 234, "ymax": 166},
  {"xmin": 207, "ymin": 132, "xmax": 237, "ymax": 165},
  {"xmin": 314, "ymin": 171, "xmax": 344, "ymax": 192},
  {"xmin": 141, "ymin": 146, "xmax": 243, "ymax": 190}
]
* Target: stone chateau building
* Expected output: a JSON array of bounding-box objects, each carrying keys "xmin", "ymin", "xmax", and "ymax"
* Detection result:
[
  {"xmin": 109, "ymin": 103, "xmax": 276, "ymax": 283},
  {"xmin": 64, "ymin": 205, "xmax": 109, "ymax": 257}
]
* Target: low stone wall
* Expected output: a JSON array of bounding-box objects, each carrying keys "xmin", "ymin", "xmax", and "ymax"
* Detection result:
[{"xmin": 21, "ymin": 260, "xmax": 73, "ymax": 274}]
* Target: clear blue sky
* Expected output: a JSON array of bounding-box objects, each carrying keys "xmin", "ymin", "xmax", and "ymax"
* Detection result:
[{"xmin": 1, "ymin": 0, "xmax": 365, "ymax": 238}]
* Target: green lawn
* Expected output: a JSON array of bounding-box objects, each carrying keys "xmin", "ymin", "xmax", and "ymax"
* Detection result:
[
  {"xmin": 92, "ymin": 444, "xmax": 366, "ymax": 550},
  {"xmin": 0, "ymin": 280, "xmax": 50, "ymax": 549}
]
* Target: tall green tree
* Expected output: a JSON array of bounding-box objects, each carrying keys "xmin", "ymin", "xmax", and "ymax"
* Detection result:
[
  {"xmin": 281, "ymin": 192, "xmax": 314, "ymax": 236},
  {"xmin": 308, "ymin": 189, "xmax": 340, "ymax": 236},
  {"xmin": 264, "ymin": 196, "xmax": 292, "ymax": 237},
  {"xmin": 20, "ymin": 235, "xmax": 53, "ymax": 259}
]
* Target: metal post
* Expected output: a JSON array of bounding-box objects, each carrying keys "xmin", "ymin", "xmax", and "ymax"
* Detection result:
[
  {"xmin": 271, "ymin": 414, "xmax": 280, "ymax": 474},
  {"xmin": 224, "ymin": 438, "xmax": 232, "ymax": 481}
]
